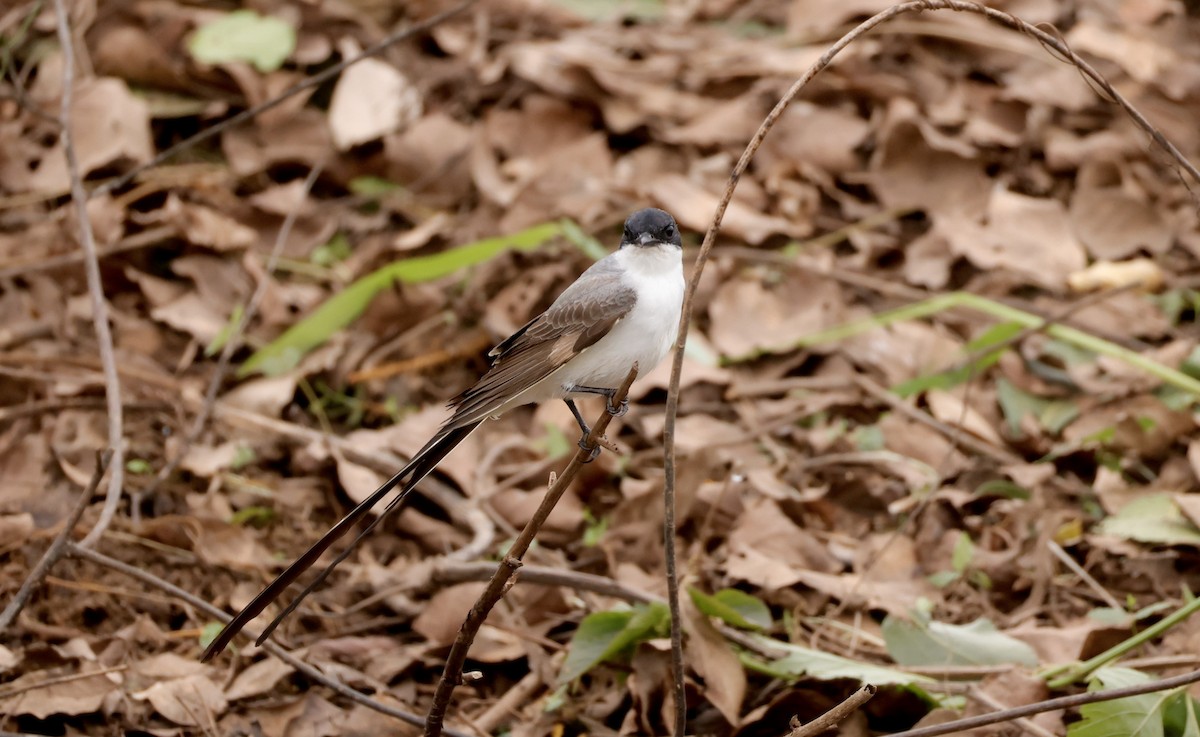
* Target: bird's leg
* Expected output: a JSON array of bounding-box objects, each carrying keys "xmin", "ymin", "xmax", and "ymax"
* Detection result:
[
  {"xmin": 569, "ymin": 384, "xmax": 629, "ymax": 417},
  {"xmin": 564, "ymin": 399, "xmax": 601, "ymax": 462}
]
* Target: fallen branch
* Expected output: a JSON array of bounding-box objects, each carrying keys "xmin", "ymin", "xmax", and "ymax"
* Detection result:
[
  {"xmin": 787, "ymin": 684, "xmax": 876, "ymax": 737},
  {"xmin": 51, "ymin": 0, "xmax": 124, "ymax": 550},
  {"xmin": 65, "ymin": 543, "xmax": 472, "ymax": 737},
  {"xmin": 0, "ymin": 451, "xmax": 112, "ymax": 631},
  {"xmin": 423, "ymin": 364, "xmax": 638, "ymax": 737}
]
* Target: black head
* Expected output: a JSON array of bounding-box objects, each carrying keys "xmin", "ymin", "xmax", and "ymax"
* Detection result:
[{"xmin": 621, "ymin": 208, "xmax": 682, "ymax": 249}]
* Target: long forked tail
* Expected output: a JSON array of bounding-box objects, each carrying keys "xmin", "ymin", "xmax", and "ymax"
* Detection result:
[{"xmin": 201, "ymin": 421, "xmax": 482, "ymax": 661}]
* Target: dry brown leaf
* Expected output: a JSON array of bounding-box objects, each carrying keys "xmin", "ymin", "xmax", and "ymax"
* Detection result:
[
  {"xmin": 132, "ymin": 672, "xmax": 228, "ymax": 726},
  {"xmin": 224, "ymin": 656, "xmax": 296, "ymax": 702},
  {"xmin": 725, "ymin": 498, "xmax": 841, "ymax": 590},
  {"xmin": 24, "ymin": 77, "xmax": 153, "ymax": 194},
  {"xmin": 0, "ymin": 645, "xmax": 17, "ymax": 674},
  {"xmin": 926, "ymin": 390, "xmax": 1005, "ymax": 447},
  {"xmin": 0, "ymin": 513, "xmax": 35, "ymax": 548},
  {"xmin": 412, "ymin": 582, "xmax": 487, "ymax": 645},
  {"xmin": 0, "ymin": 671, "xmax": 117, "ymax": 718},
  {"xmin": 1070, "ymin": 187, "xmax": 1172, "ymax": 260},
  {"xmin": 707, "ymin": 270, "xmax": 844, "ymax": 359},
  {"xmin": 307, "ymin": 636, "xmax": 417, "ymax": 683},
  {"xmin": 328, "ymin": 41, "xmax": 422, "ymax": 150},
  {"xmin": 870, "ymin": 100, "xmax": 990, "ymax": 221},
  {"xmin": 221, "ymin": 375, "xmax": 299, "ymax": 416},
  {"xmin": 955, "ymin": 188, "xmax": 1087, "ymax": 289},
  {"xmin": 680, "ymin": 593, "xmax": 746, "ymax": 725},
  {"xmin": 649, "ymin": 173, "xmax": 807, "ymax": 245},
  {"xmin": 188, "ymin": 518, "xmax": 277, "ymax": 571}
]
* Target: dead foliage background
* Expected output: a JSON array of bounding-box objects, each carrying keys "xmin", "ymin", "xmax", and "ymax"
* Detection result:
[{"xmin": 3, "ymin": 0, "xmax": 1200, "ymax": 735}]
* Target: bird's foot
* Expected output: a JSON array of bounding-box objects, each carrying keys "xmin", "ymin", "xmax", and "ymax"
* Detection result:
[
  {"xmin": 577, "ymin": 435, "xmax": 602, "ymax": 463},
  {"xmin": 606, "ymin": 397, "xmax": 629, "ymax": 417}
]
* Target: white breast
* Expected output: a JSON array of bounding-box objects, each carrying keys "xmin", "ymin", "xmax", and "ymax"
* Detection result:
[{"xmin": 550, "ymin": 244, "xmax": 685, "ymax": 394}]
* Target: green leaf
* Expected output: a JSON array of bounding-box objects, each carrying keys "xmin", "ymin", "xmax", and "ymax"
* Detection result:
[
  {"xmin": 559, "ymin": 603, "xmax": 668, "ymax": 683},
  {"xmin": 581, "ymin": 510, "xmax": 608, "ymax": 547},
  {"xmin": 1068, "ymin": 668, "xmax": 1170, "ymax": 737},
  {"xmin": 1164, "ymin": 693, "xmax": 1200, "ymax": 737},
  {"xmin": 951, "ymin": 532, "xmax": 974, "ymax": 573},
  {"xmin": 743, "ymin": 633, "xmax": 934, "ymax": 688},
  {"xmin": 205, "ymin": 304, "xmax": 244, "ymax": 357},
  {"xmin": 973, "ymin": 479, "xmax": 1031, "ymax": 499},
  {"xmin": 311, "ymin": 233, "xmax": 352, "ymax": 267},
  {"xmin": 996, "ymin": 378, "xmax": 1040, "ymax": 436},
  {"xmin": 230, "ymin": 506, "xmax": 276, "ymax": 527},
  {"xmin": 853, "ymin": 424, "xmax": 885, "ymax": 451},
  {"xmin": 539, "ymin": 422, "xmax": 573, "ymax": 460},
  {"xmin": 688, "ymin": 588, "xmax": 772, "ymax": 631},
  {"xmin": 559, "ymin": 218, "xmax": 610, "ymax": 261},
  {"xmin": 892, "ymin": 322, "xmax": 1021, "ymax": 397},
  {"xmin": 187, "ymin": 10, "xmax": 295, "ymax": 73},
  {"xmin": 1096, "ymin": 494, "xmax": 1200, "ymax": 546},
  {"xmin": 550, "ymin": 0, "xmax": 665, "ymax": 22},
  {"xmin": 882, "ymin": 612, "xmax": 1038, "ymax": 667},
  {"xmin": 126, "ymin": 458, "xmax": 152, "ymax": 474},
  {"xmin": 928, "ymin": 570, "xmax": 959, "ymax": 588},
  {"xmin": 240, "ymin": 222, "xmax": 563, "ymax": 376},
  {"xmin": 348, "ymin": 176, "xmax": 402, "ymax": 198},
  {"xmin": 230, "ymin": 445, "xmax": 256, "ymax": 470},
  {"xmin": 199, "ymin": 622, "xmax": 225, "ymax": 649},
  {"xmin": 1039, "ymin": 400, "xmax": 1081, "ymax": 434}
]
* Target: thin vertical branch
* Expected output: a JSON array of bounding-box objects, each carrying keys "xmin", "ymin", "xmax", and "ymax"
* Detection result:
[
  {"xmin": 51, "ymin": 0, "xmax": 125, "ymax": 549},
  {"xmin": 423, "ymin": 365, "xmax": 638, "ymax": 737}
]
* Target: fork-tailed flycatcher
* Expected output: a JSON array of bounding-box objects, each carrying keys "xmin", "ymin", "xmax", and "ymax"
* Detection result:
[{"xmin": 202, "ymin": 208, "xmax": 685, "ymax": 660}]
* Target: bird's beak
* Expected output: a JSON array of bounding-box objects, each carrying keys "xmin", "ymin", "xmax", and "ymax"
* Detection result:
[{"xmin": 637, "ymin": 232, "xmax": 657, "ymax": 246}]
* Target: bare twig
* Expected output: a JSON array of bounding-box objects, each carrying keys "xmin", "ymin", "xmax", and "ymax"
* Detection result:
[
  {"xmin": 0, "ymin": 398, "xmax": 167, "ymax": 424},
  {"xmin": 64, "ymin": 543, "xmax": 472, "ymax": 737},
  {"xmin": 1046, "ymin": 540, "xmax": 1123, "ymax": 611},
  {"xmin": 0, "ymin": 224, "xmax": 175, "ymax": 280},
  {"xmin": 139, "ymin": 163, "xmax": 324, "ymax": 504},
  {"xmin": 0, "ymin": 451, "xmax": 112, "ymax": 631},
  {"xmin": 92, "ymin": 0, "xmax": 479, "ymax": 197},
  {"xmin": 0, "ymin": 664, "xmax": 127, "ymax": 700},
  {"xmin": 968, "ymin": 687, "xmax": 1057, "ymax": 737},
  {"xmin": 471, "ymin": 670, "xmax": 543, "ymax": 734},
  {"xmin": 888, "ymin": 668, "xmax": 1200, "ymax": 737},
  {"xmin": 786, "ymin": 684, "xmax": 876, "ymax": 737},
  {"xmin": 51, "ymin": 0, "xmax": 124, "ymax": 549},
  {"xmin": 423, "ymin": 365, "xmax": 638, "ymax": 737}
]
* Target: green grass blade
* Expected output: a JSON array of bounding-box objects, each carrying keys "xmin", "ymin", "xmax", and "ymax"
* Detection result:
[
  {"xmin": 725, "ymin": 291, "xmax": 1200, "ymax": 399},
  {"xmin": 239, "ymin": 221, "xmax": 563, "ymax": 377}
]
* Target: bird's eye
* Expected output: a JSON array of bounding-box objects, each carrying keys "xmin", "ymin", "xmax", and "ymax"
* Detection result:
[{"xmin": 663, "ymin": 224, "xmax": 675, "ymax": 237}]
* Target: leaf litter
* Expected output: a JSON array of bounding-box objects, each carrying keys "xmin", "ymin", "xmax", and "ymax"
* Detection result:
[{"xmin": 4, "ymin": 0, "xmax": 1200, "ymax": 735}]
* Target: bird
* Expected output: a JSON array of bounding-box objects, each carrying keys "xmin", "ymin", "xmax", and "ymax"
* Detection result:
[{"xmin": 201, "ymin": 207, "xmax": 685, "ymax": 660}]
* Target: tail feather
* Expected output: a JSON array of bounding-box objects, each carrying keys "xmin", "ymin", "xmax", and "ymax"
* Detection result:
[{"xmin": 201, "ymin": 421, "xmax": 481, "ymax": 661}]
